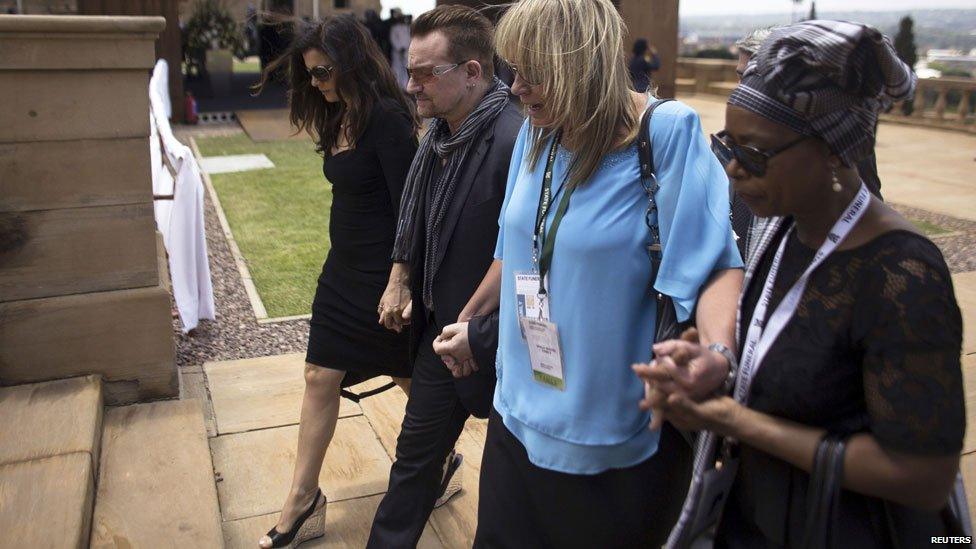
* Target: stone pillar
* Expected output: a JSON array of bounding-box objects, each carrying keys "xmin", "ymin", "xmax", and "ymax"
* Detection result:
[
  {"xmin": 0, "ymin": 15, "xmax": 177, "ymax": 404},
  {"xmin": 77, "ymin": 0, "xmax": 185, "ymax": 123},
  {"xmin": 618, "ymin": 0, "xmax": 679, "ymax": 99}
]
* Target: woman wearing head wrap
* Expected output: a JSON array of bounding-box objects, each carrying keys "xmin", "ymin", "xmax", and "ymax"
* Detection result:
[{"xmin": 636, "ymin": 20, "xmax": 966, "ymax": 547}]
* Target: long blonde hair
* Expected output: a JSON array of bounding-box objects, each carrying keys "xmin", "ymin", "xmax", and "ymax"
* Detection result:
[{"xmin": 495, "ymin": 0, "xmax": 640, "ymax": 188}]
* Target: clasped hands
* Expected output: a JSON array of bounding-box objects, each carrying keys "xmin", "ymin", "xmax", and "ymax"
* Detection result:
[
  {"xmin": 377, "ymin": 278, "xmax": 477, "ymax": 378},
  {"xmin": 433, "ymin": 321, "xmax": 478, "ymax": 378},
  {"xmin": 378, "ymin": 280, "xmax": 412, "ymax": 333},
  {"xmin": 632, "ymin": 327, "xmax": 740, "ymax": 434}
]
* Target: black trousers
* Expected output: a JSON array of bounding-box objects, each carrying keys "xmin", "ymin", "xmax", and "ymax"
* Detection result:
[
  {"xmin": 474, "ymin": 408, "xmax": 692, "ymax": 549},
  {"xmin": 367, "ymin": 321, "xmax": 470, "ymax": 549}
]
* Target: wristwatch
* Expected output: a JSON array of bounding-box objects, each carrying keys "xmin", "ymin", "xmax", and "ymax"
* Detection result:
[{"xmin": 707, "ymin": 342, "xmax": 739, "ymax": 396}]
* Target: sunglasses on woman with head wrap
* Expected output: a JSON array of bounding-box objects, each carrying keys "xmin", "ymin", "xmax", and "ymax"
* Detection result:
[{"xmin": 711, "ymin": 130, "xmax": 808, "ymax": 177}]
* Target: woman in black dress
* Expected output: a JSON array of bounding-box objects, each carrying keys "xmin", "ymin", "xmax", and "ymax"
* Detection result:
[
  {"xmin": 254, "ymin": 17, "xmax": 417, "ymax": 548},
  {"xmin": 638, "ymin": 21, "xmax": 967, "ymax": 547}
]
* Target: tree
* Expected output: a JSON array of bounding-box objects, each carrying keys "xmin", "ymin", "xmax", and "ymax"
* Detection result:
[
  {"xmin": 894, "ymin": 16, "xmax": 919, "ymax": 114},
  {"xmin": 808, "ymin": 1, "xmax": 817, "ymax": 20}
]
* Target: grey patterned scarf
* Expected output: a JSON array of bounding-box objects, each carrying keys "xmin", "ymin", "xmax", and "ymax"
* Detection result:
[
  {"xmin": 391, "ymin": 77, "xmax": 511, "ymax": 309},
  {"xmin": 728, "ymin": 20, "xmax": 916, "ymax": 167}
]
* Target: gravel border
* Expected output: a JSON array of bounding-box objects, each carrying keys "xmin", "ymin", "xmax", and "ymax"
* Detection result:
[
  {"xmin": 171, "ymin": 125, "xmax": 976, "ymax": 369},
  {"xmin": 889, "ymin": 203, "xmax": 976, "ymax": 274},
  {"xmin": 172, "ymin": 124, "xmax": 310, "ymax": 369}
]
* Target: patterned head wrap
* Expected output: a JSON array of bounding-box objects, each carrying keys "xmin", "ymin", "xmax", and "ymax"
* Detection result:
[{"xmin": 728, "ymin": 20, "xmax": 916, "ymax": 167}]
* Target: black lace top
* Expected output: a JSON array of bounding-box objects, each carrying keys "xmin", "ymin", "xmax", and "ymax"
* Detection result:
[{"xmin": 717, "ymin": 224, "xmax": 965, "ymax": 548}]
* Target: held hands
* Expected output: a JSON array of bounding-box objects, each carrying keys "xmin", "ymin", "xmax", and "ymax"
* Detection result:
[
  {"xmin": 378, "ymin": 281, "xmax": 411, "ymax": 333},
  {"xmin": 632, "ymin": 327, "xmax": 739, "ymax": 433},
  {"xmin": 432, "ymin": 322, "xmax": 478, "ymax": 378}
]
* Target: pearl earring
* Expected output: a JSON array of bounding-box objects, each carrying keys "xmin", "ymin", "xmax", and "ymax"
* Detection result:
[{"xmin": 831, "ymin": 170, "xmax": 842, "ymax": 192}]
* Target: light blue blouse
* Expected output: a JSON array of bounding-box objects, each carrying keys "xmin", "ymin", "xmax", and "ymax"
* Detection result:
[{"xmin": 493, "ymin": 99, "xmax": 742, "ymax": 474}]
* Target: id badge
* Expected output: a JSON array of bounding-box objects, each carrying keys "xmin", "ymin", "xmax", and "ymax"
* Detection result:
[
  {"xmin": 514, "ymin": 271, "xmax": 550, "ymax": 321},
  {"xmin": 519, "ymin": 317, "xmax": 565, "ymax": 390}
]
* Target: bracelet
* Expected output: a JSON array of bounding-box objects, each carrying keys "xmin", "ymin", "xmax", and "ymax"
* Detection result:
[{"xmin": 707, "ymin": 342, "xmax": 739, "ymax": 396}]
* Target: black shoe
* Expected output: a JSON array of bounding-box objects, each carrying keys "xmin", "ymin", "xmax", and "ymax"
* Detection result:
[{"xmin": 258, "ymin": 488, "xmax": 327, "ymax": 548}]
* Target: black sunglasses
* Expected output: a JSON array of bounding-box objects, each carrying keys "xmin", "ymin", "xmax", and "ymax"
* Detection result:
[
  {"xmin": 710, "ymin": 131, "xmax": 807, "ymax": 177},
  {"xmin": 307, "ymin": 65, "xmax": 336, "ymax": 81}
]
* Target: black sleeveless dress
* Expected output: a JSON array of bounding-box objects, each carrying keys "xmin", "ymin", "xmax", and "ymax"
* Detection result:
[{"xmin": 306, "ymin": 100, "xmax": 417, "ymax": 387}]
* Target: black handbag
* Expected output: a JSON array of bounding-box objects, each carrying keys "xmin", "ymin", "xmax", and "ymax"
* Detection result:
[
  {"xmin": 800, "ymin": 434, "xmax": 847, "ymax": 549},
  {"xmin": 636, "ymin": 98, "xmax": 694, "ymax": 347},
  {"xmin": 802, "ymin": 433, "xmax": 973, "ymax": 549}
]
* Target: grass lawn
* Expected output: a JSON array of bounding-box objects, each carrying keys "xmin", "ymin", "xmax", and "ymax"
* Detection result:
[
  {"xmin": 196, "ymin": 133, "xmax": 329, "ymax": 318},
  {"xmin": 233, "ymin": 56, "xmax": 262, "ymax": 74},
  {"xmin": 908, "ymin": 218, "xmax": 951, "ymax": 237}
]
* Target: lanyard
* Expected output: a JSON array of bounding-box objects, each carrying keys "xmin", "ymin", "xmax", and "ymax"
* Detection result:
[
  {"xmin": 532, "ymin": 131, "xmax": 575, "ymax": 296},
  {"xmin": 733, "ymin": 183, "xmax": 871, "ymax": 405}
]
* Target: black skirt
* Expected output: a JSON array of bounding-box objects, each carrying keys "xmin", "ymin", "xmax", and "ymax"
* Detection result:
[
  {"xmin": 474, "ymin": 408, "xmax": 692, "ymax": 548},
  {"xmin": 306, "ymin": 257, "xmax": 410, "ymax": 388}
]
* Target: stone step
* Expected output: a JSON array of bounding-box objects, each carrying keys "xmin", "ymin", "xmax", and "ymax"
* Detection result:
[
  {"xmin": 90, "ymin": 399, "xmax": 223, "ymax": 548},
  {"xmin": 0, "ymin": 374, "xmax": 103, "ymax": 468},
  {"xmin": 0, "ymin": 281, "xmax": 176, "ymax": 404},
  {"xmin": 0, "ymin": 452, "xmax": 95, "ymax": 548}
]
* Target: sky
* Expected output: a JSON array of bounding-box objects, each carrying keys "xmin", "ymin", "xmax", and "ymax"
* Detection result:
[{"xmin": 382, "ymin": 0, "xmax": 974, "ymax": 18}]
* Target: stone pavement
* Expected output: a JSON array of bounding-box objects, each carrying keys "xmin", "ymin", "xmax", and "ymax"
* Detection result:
[{"xmin": 184, "ymin": 354, "xmax": 483, "ymax": 548}]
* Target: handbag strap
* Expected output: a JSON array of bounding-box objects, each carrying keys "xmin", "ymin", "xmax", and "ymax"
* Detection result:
[
  {"xmin": 801, "ymin": 434, "xmax": 847, "ymax": 549},
  {"xmin": 636, "ymin": 98, "xmax": 674, "ymax": 270},
  {"xmin": 637, "ymin": 98, "xmax": 675, "ymax": 339}
]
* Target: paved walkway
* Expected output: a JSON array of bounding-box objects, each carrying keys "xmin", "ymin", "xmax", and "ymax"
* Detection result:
[{"xmin": 182, "ymin": 355, "xmax": 481, "ymax": 548}]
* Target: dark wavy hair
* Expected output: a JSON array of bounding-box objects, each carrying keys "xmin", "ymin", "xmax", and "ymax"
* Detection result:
[{"xmin": 254, "ymin": 15, "xmax": 417, "ymax": 155}]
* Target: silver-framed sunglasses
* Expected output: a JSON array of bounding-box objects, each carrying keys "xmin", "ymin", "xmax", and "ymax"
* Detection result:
[
  {"xmin": 405, "ymin": 62, "xmax": 462, "ymax": 84},
  {"xmin": 307, "ymin": 65, "xmax": 336, "ymax": 81}
]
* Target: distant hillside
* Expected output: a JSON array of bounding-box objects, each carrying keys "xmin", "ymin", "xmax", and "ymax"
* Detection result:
[{"xmin": 680, "ymin": 9, "xmax": 976, "ymax": 52}]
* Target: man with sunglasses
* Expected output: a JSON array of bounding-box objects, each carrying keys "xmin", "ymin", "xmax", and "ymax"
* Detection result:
[{"xmin": 368, "ymin": 6, "xmax": 523, "ymax": 548}]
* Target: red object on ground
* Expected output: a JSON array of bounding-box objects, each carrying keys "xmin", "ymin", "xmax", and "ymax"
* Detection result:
[{"xmin": 184, "ymin": 91, "xmax": 199, "ymax": 125}]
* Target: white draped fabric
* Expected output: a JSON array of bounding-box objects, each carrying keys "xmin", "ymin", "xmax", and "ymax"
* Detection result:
[{"xmin": 149, "ymin": 59, "xmax": 216, "ymax": 333}]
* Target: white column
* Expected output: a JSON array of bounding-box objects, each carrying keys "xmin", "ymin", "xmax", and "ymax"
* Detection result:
[{"xmin": 313, "ymin": 0, "xmax": 320, "ymax": 20}]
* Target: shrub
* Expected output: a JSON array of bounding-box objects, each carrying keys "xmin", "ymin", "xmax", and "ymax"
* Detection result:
[{"xmin": 183, "ymin": 0, "xmax": 246, "ymax": 77}]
